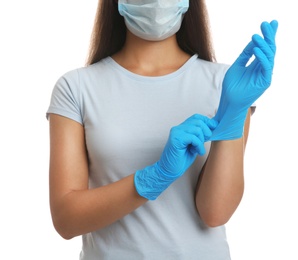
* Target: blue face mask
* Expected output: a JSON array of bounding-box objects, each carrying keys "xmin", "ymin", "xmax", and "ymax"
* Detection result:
[{"xmin": 118, "ymin": 0, "xmax": 189, "ymax": 41}]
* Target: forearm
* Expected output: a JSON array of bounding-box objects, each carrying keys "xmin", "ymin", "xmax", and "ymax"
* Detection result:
[
  {"xmin": 51, "ymin": 174, "xmax": 147, "ymax": 239},
  {"xmin": 195, "ymin": 138, "xmax": 245, "ymax": 227}
]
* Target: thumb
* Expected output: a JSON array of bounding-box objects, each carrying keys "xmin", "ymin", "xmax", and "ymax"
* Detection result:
[{"xmin": 233, "ymin": 41, "xmax": 255, "ymax": 67}]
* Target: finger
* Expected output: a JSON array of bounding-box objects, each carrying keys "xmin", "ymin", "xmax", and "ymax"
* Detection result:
[
  {"xmin": 253, "ymin": 47, "xmax": 272, "ymax": 84},
  {"xmin": 205, "ymin": 118, "xmax": 218, "ymax": 130},
  {"xmin": 169, "ymin": 125, "xmax": 204, "ymax": 152},
  {"xmin": 233, "ymin": 41, "xmax": 255, "ymax": 67},
  {"xmin": 252, "ymin": 34, "xmax": 275, "ymax": 62},
  {"xmin": 189, "ymin": 122, "xmax": 214, "ymax": 141},
  {"xmin": 270, "ymin": 20, "xmax": 278, "ymax": 35},
  {"xmin": 178, "ymin": 125, "xmax": 205, "ymax": 143},
  {"xmin": 188, "ymin": 137, "xmax": 206, "ymax": 156},
  {"xmin": 260, "ymin": 21, "xmax": 277, "ymax": 54},
  {"xmin": 261, "ymin": 20, "xmax": 278, "ymax": 39},
  {"xmin": 175, "ymin": 121, "xmax": 213, "ymax": 145},
  {"xmin": 184, "ymin": 114, "xmax": 218, "ymax": 130},
  {"xmin": 173, "ymin": 130, "xmax": 205, "ymax": 155}
]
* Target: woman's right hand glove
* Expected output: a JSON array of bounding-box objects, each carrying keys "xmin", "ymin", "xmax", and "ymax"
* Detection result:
[{"xmin": 134, "ymin": 114, "xmax": 218, "ymax": 200}]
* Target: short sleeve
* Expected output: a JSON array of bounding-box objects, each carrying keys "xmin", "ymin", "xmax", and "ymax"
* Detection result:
[
  {"xmin": 251, "ymin": 102, "xmax": 256, "ymax": 115},
  {"xmin": 46, "ymin": 69, "xmax": 83, "ymax": 125}
]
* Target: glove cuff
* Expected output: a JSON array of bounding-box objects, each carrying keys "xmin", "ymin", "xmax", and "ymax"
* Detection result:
[
  {"xmin": 134, "ymin": 162, "xmax": 179, "ymax": 200},
  {"xmin": 210, "ymin": 108, "xmax": 247, "ymax": 141}
]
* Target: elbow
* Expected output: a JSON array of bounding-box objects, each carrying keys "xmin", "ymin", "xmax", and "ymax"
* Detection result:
[
  {"xmin": 200, "ymin": 213, "xmax": 231, "ymax": 228},
  {"xmin": 57, "ymin": 230, "xmax": 75, "ymax": 241},
  {"xmin": 196, "ymin": 203, "xmax": 233, "ymax": 228},
  {"xmin": 53, "ymin": 222, "xmax": 75, "ymax": 240},
  {"xmin": 52, "ymin": 216, "xmax": 77, "ymax": 240},
  {"xmin": 50, "ymin": 197, "xmax": 81, "ymax": 240},
  {"xmin": 196, "ymin": 196, "xmax": 242, "ymax": 228}
]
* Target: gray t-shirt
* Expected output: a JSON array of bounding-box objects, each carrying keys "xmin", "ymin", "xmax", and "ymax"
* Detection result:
[{"xmin": 47, "ymin": 54, "xmax": 231, "ymax": 260}]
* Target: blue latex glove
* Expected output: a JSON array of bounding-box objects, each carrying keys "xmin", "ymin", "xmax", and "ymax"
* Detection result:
[
  {"xmin": 211, "ymin": 20, "xmax": 278, "ymax": 141},
  {"xmin": 134, "ymin": 114, "xmax": 218, "ymax": 200}
]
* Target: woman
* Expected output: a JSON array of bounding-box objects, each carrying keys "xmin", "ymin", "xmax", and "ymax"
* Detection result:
[{"xmin": 47, "ymin": 0, "xmax": 278, "ymax": 259}]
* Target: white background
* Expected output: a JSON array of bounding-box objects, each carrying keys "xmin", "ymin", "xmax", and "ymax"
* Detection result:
[{"xmin": 1, "ymin": 0, "xmax": 297, "ymax": 259}]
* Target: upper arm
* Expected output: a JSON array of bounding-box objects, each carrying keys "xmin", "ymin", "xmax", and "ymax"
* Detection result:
[{"xmin": 48, "ymin": 113, "xmax": 89, "ymax": 211}]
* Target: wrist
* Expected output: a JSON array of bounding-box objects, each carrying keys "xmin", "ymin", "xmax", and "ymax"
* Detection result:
[{"xmin": 211, "ymin": 109, "xmax": 247, "ymax": 141}]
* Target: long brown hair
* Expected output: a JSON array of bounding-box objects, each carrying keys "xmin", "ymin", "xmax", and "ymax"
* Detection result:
[{"xmin": 86, "ymin": 0, "xmax": 215, "ymax": 65}]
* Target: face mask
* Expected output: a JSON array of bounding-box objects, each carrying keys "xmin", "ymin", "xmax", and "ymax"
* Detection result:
[{"xmin": 118, "ymin": 0, "xmax": 189, "ymax": 41}]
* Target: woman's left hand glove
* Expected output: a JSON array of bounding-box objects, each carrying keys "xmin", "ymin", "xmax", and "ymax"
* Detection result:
[{"xmin": 211, "ymin": 20, "xmax": 278, "ymax": 141}]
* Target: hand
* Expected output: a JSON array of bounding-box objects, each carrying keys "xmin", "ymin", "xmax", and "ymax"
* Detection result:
[
  {"xmin": 157, "ymin": 114, "xmax": 217, "ymax": 177},
  {"xmin": 211, "ymin": 20, "xmax": 278, "ymax": 140},
  {"xmin": 134, "ymin": 114, "xmax": 217, "ymax": 200}
]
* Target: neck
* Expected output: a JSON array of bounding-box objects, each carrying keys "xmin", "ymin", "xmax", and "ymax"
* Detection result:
[{"xmin": 112, "ymin": 31, "xmax": 191, "ymax": 76}]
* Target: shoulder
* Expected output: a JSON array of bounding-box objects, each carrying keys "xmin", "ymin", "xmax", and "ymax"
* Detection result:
[
  {"xmin": 184, "ymin": 56, "xmax": 230, "ymax": 89},
  {"xmin": 58, "ymin": 57, "xmax": 111, "ymax": 82},
  {"xmin": 193, "ymin": 57, "xmax": 230, "ymax": 76},
  {"xmin": 53, "ymin": 58, "xmax": 113, "ymax": 93}
]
